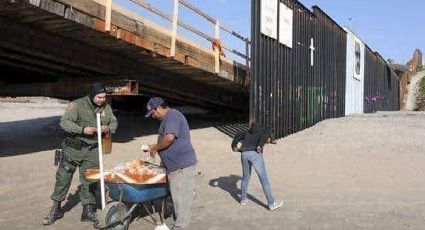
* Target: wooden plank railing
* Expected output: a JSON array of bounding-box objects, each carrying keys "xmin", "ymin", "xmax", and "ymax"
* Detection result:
[{"xmin": 103, "ymin": 0, "xmax": 250, "ymax": 75}]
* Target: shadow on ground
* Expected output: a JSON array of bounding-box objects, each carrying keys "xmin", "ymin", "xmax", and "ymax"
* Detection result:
[
  {"xmin": 62, "ymin": 186, "xmax": 82, "ymax": 213},
  {"xmin": 208, "ymin": 174, "xmax": 267, "ymax": 208},
  {"xmin": 0, "ymin": 113, "xmax": 248, "ymax": 157}
]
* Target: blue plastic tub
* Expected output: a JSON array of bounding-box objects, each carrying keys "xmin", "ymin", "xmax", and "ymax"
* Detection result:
[{"xmin": 107, "ymin": 183, "xmax": 169, "ymax": 203}]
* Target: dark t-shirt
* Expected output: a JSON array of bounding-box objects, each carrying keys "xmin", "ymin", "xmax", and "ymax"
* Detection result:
[
  {"xmin": 231, "ymin": 127, "xmax": 271, "ymax": 152},
  {"xmin": 158, "ymin": 109, "xmax": 197, "ymax": 173}
]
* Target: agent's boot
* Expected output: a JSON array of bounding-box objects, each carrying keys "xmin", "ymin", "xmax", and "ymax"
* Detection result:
[
  {"xmin": 42, "ymin": 201, "xmax": 64, "ymax": 225},
  {"xmin": 81, "ymin": 204, "xmax": 97, "ymax": 223}
]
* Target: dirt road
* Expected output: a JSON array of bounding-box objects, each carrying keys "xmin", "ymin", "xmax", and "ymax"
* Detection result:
[{"xmin": 1, "ymin": 102, "xmax": 425, "ymax": 230}]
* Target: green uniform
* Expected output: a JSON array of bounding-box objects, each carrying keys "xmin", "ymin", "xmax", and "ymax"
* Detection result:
[{"xmin": 50, "ymin": 96, "xmax": 118, "ymax": 205}]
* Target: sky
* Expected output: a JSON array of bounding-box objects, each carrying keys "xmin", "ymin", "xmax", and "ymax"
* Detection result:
[{"xmin": 115, "ymin": 0, "xmax": 424, "ymax": 64}]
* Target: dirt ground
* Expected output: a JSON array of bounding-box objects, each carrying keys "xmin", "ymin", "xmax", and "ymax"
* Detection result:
[{"xmin": 1, "ymin": 100, "xmax": 425, "ymax": 230}]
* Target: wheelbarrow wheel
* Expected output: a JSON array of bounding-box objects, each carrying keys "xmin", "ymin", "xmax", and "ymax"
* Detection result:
[{"xmin": 100, "ymin": 201, "xmax": 130, "ymax": 230}]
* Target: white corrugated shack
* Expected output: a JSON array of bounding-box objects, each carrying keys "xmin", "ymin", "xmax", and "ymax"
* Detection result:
[{"xmin": 344, "ymin": 27, "xmax": 365, "ymax": 115}]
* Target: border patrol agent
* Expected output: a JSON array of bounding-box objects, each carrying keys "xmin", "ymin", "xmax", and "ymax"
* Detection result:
[{"xmin": 42, "ymin": 83, "xmax": 118, "ymax": 225}]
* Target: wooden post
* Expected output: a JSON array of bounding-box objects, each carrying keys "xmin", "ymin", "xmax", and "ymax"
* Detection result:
[
  {"xmin": 170, "ymin": 0, "xmax": 179, "ymax": 57},
  {"xmin": 214, "ymin": 20, "xmax": 220, "ymax": 74},
  {"xmin": 105, "ymin": 0, "xmax": 112, "ymax": 31},
  {"xmin": 215, "ymin": 20, "xmax": 220, "ymax": 40}
]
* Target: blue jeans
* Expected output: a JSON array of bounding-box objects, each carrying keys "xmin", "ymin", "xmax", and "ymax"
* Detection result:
[{"xmin": 240, "ymin": 150, "xmax": 275, "ymax": 206}]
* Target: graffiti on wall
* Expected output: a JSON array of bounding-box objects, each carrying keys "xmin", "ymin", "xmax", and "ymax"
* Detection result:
[
  {"xmin": 300, "ymin": 86, "xmax": 325, "ymax": 126},
  {"xmin": 365, "ymin": 92, "xmax": 386, "ymax": 104}
]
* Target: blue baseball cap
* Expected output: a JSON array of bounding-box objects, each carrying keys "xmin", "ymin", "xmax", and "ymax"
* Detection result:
[{"xmin": 145, "ymin": 97, "xmax": 164, "ymax": 117}]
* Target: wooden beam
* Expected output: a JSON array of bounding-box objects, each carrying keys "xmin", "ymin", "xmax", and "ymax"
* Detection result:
[
  {"xmin": 40, "ymin": 0, "xmax": 65, "ymax": 15},
  {"xmin": 170, "ymin": 0, "xmax": 178, "ymax": 57},
  {"xmin": 0, "ymin": 58, "xmax": 70, "ymax": 78},
  {"xmin": 0, "ymin": 47, "xmax": 95, "ymax": 77},
  {"xmin": 104, "ymin": 0, "xmax": 111, "ymax": 31}
]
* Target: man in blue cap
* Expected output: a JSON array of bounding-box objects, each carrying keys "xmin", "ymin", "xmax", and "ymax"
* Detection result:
[{"xmin": 145, "ymin": 97, "xmax": 197, "ymax": 230}]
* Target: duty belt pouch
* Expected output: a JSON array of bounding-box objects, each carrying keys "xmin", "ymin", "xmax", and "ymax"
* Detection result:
[{"xmin": 65, "ymin": 137, "xmax": 83, "ymax": 150}]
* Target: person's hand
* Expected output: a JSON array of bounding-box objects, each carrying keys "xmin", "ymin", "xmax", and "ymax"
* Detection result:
[
  {"xmin": 141, "ymin": 144, "xmax": 150, "ymax": 153},
  {"xmin": 149, "ymin": 144, "xmax": 158, "ymax": 158},
  {"xmin": 83, "ymin": 127, "xmax": 96, "ymax": 135},
  {"xmin": 101, "ymin": 126, "xmax": 109, "ymax": 134},
  {"xmin": 256, "ymin": 146, "xmax": 262, "ymax": 153},
  {"xmin": 232, "ymin": 147, "xmax": 239, "ymax": 152}
]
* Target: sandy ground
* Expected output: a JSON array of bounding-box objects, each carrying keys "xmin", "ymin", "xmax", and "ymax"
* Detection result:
[{"xmin": 1, "ymin": 101, "xmax": 425, "ymax": 230}]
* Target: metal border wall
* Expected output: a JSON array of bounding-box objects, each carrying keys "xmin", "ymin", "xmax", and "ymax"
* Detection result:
[
  {"xmin": 364, "ymin": 47, "xmax": 400, "ymax": 113},
  {"xmin": 250, "ymin": 0, "xmax": 346, "ymax": 139}
]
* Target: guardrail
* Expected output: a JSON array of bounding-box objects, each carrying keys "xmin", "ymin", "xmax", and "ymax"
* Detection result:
[{"xmin": 104, "ymin": 0, "xmax": 250, "ymax": 75}]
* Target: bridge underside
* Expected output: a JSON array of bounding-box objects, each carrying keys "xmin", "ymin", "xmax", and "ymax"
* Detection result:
[{"xmin": 0, "ymin": 0, "xmax": 248, "ymax": 112}]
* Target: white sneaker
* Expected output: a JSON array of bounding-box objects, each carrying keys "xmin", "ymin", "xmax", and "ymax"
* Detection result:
[
  {"xmin": 269, "ymin": 200, "xmax": 283, "ymax": 211},
  {"xmin": 155, "ymin": 223, "xmax": 170, "ymax": 230},
  {"xmin": 240, "ymin": 199, "xmax": 247, "ymax": 205}
]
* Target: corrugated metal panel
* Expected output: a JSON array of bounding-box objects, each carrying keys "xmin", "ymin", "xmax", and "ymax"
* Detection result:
[
  {"xmin": 250, "ymin": 0, "xmax": 346, "ymax": 139},
  {"xmin": 364, "ymin": 47, "xmax": 400, "ymax": 113},
  {"xmin": 344, "ymin": 27, "xmax": 365, "ymax": 115}
]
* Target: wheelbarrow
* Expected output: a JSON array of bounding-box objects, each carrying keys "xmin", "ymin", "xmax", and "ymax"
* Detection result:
[{"xmin": 94, "ymin": 182, "xmax": 170, "ymax": 230}]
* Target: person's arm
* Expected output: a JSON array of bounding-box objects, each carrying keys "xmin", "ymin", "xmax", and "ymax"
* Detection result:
[
  {"xmin": 231, "ymin": 131, "xmax": 245, "ymax": 152},
  {"xmin": 149, "ymin": 133, "xmax": 176, "ymax": 157},
  {"xmin": 150, "ymin": 114, "xmax": 181, "ymax": 157},
  {"xmin": 102, "ymin": 105, "xmax": 118, "ymax": 134},
  {"xmin": 60, "ymin": 102, "xmax": 86, "ymax": 135},
  {"xmin": 256, "ymin": 128, "xmax": 271, "ymax": 152}
]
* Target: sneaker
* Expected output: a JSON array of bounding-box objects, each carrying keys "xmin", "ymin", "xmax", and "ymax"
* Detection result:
[
  {"xmin": 240, "ymin": 199, "xmax": 247, "ymax": 206},
  {"xmin": 269, "ymin": 200, "xmax": 283, "ymax": 211},
  {"xmin": 155, "ymin": 223, "xmax": 170, "ymax": 230}
]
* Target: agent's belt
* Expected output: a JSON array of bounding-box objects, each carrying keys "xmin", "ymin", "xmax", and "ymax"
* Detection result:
[{"xmin": 65, "ymin": 137, "xmax": 98, "ymax": 151}]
